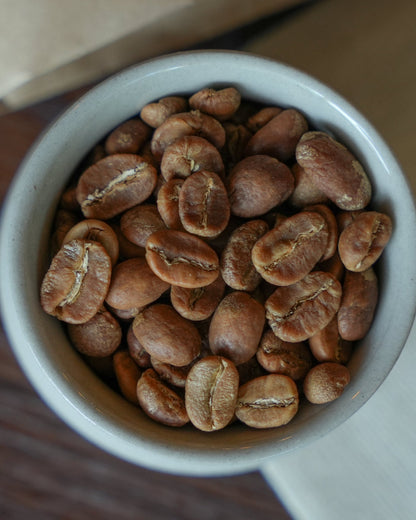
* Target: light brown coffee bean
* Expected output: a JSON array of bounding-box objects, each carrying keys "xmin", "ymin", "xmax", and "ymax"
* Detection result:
[
  {"xmin": 67, "ymin": 308, "xmax": 122, "ymax": 357},
  {"xmin": 220, "ymin": 219, "xmax": 269, "ymax": 291},
  {"xmin": 170, "ymin": 275, "xmax": 225, "ymax": 321},
  {"xmin": 113, "ymin": 350, "xmax": 141, "ymax": 404},
  {"xmin": 40, "ymin": 239, "xmax": 112, "ymax": 324},
  {"xmin": 303, "ymin": 362, "xmax": 350, "ymax": 404},
  {"xmin": 120, "ymin": 204, "xmax": 166, "ymax": 248},
  {"xmin": 76, "ymin": 154, "xmax": 158, "ymax": 219},
  {"xmin": 145, "ymin": 229, "xmax": 219, "ymax": 288},
  {"xmin": 336, "ymin": 210, "xmax": 363, "ymax": 232},
  {"xmin": 296, "ymin": 131, "xmax": 372, "ymax": 210},
  {"xmin": 150, "ymin": 110, "xmax": 226, "ymax": 160},
  {"xmin": 228, "ymin": 155, "xmax": 294, "ymax": 218},
  {"xmin": 151, "ymin": 357, "xmax": 192, "ymax": 388},
  {"xmin": 178, "ymin": 170, "xmax": 230, "ymax": 238},
  {"xmin": 185, "ymin": 356, "xmax": 239, "ymax": 431},
  {"xmin": 189, "ymin": 87, "xmax": 241, "ymax": 121},
  {"xmin": 111, "ymin": 256, "xmax": 169, "ymax": 309},
  {"xmin": 246, "ymin": 106, "xmax": 282, "ymax": 133},
  {"xmin": 105, "ymin": 118, "xmax": 151, "ymax": 155},
  {"xmin": 63, "ymin": 218, "xmax": 119, "ymax": 265},
  {"xmin": 136, "ymin": 368, "xmax": 189, "ymax": 427},
  {"xmin": 309, "ymin": 316, "xmax": 352, "ymax": 364},
  {"xmin": 140, "ymin": 96, "xmax": 188, "ymax": 128},
  {"xmin": 127, "ymin": 323, "xmax": 152, "ymax": 368},
  {"xmin": 132, "ymin": 304, "xmax": 201, "ymax": 367},
  {"xmin": 288, "ymin": 163, "xmax": 329, "ymax": 209},
  {"xmin": 160, "ymin": 135, "xmax": 224, "ymax": 181},
  {"xmin": 338, "ymin": 268, "xmax": 378, "ymax": 341},
  {"xmin": 304, "ymin": 204, "xmax": 338, "ymax": 261},
  {"xmin": 105, "ymin": 257, "xmax": 170, "ymax": 311},
  {"xmin": 235, "ymin": 374, "xmax": 299, "ymax": 428},
  {"xmin": 156, "ymin": 178, "xmax": 185, "ymax": 230},
  {"xmin": 252, "ymin": 211, "xmax": 329, "ymax": 286},
  {"xmin": 245, "ymin": 108, "xmax": 308, "ymax": 162},
  {"xmin": 338, "ymin": 211, "xmax": 392, "ymax": 272},
  {"xmin": 209, "ymin": 291, "xmax": 265, "ymax": 365},
  {"xmin": 265, "ymin": 271, "xmax": 342, "ymax": 342},
  {"xmin": 256, "ymin": 329, "xmax": 313, "ymax": 381}
]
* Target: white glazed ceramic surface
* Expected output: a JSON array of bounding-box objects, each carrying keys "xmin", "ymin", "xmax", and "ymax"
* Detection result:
[{"xmin": 1, "ymin": 51, "xmax": 415, "ymax": 477}]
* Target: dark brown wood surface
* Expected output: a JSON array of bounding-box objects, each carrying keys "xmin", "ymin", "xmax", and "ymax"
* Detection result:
[{"xmin": 0, "ymin": 90, "xmax": 292, "ymax": 520}]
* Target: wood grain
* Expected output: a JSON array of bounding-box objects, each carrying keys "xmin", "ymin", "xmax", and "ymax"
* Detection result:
[{"xmin": 0, "ymin": 90, "xmax": 292, "ymax": 519}]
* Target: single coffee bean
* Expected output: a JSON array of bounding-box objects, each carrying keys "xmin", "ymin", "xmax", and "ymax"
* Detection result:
[
  {"xmin": 67, "ymin": 308, "xmax": 122, "ymax": 357},
  {"xmin": 105, "ymin": 257, "xmax": 170, "ymax": 311},
  {"xmin": 107, "ymin": 304, "xmax": 142, "ymax": 321},
  {"xmin": 40, "ymin": 239, "xmax": 112, "ymax": 324},
  {"xmin": 189, "ymin": 87, "xmax": 241, "ymax": 121},
  {"xmin": 265, "ymin": 271, "xmax": 342, "ymax": 342},
  {"xmin": 235, "ymin": 374, "xmax": 299, "ymax": 428},
  {"xmin": 252, "ymin": 211, "xmax": 329, "ymax": 286},
  {"xmin": 140, "ymin": 96, "xmax": 188, "ymax": 128},
  {"xmin": 296, "ymin": 131, "xmax": 372, "ymax": 210},
  {"xmin": 209, "ymin": 291, "xmax": 265, "ymax": 365},
  {"xmin": 150, "ymin": 110, "xmax": 226, "ymax": 160},
  {"xmin": 160, "ymin": 135, "xmax": 224, "ymax": 181},
  {"xmin": 105, "ymin": 118, "xmax": 151, "ymax": 155},
  {"xmin": 110, "ymin": 222, "xmax": 146, "ymax": 259},
  {"xmin": 63, "ymin": 218, "xmax": 119, "ymax": 265},
  {"xmin": 220, "ymin": 219, "xmax": 269, "ymax": 291},
  {"xmin": 338, "ymin": 268, "xmax": 378, "ymax": 341},
  {"xmin": 145, "ymin": 229, "xmax": 219, "ymax": 288},
  {"xmin": 50, "ymin": 209, "xmax": 79, "ymax": 254},
  {"xmin": 178, "ymin": 170, "xmax": 230, "ymax": 238},
  {"xmin": 338, "ymin": 211, "xmax": 392, "ymax": 272},
  {"xmin": 156, "ymin": 178, "xmax": 185, "ymax": 231},
  {"xmin": 120, "ymin": 204, "xmax": 166, "ymax": 248},
  {"xmin": 288, "ymin": 162, "xmax": 329, "ymax": 208},
  {"xmin": 185, "ymin": 356, "xmax": 239, "ymax": 431},
  {"xmin": 170, "ymin": 275, "xmax": 225, "ymax": 321},
  {"xmin": 256, "ymin": 329, "xmax": 313, "ymax": 381},
  {"xmin": 303, "ymin": 362, "xmax": 350, "ymax": 404},
  {"xmin": 228, "ymin": 155, "xmax": 294, "ymax": 218},
  {"xmin": 245, "ymin": 108, "xmax": 308, "ymax": 162},
  {"xmin": 76, "ymin": 154, "xmax": 158, "ymax": 219},
  {"xmin": 113, "ymin": 350, "xmax": 141, "ymax": 404},
  {"xmin": 136, "ymin": 368, "xmax": 189, "ymax": 427},
  {"xmin": 309, "ymin": 316, "xmax": 352, "ymax": 364},
  {"xmin": 132, "ymin": 304, "xmax": 201, "ymax": 366}
]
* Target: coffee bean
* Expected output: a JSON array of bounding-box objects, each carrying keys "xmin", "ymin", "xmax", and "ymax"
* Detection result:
[
  {"xmin": 136, "ymin": 368, "xmax": 189, "ymax": 427},
  {"xmin": 132, "ymin": 304, "xmax": 201, "ymax": 367},
  {"xmin": 236, "ymin": 374, "xmax": 299, "ymax": 428},
  {"xmin": 265, "ymin": 271, "xmax": 342, "ymax": 342},
  {"xmin": 185, "ymin": 356, "xmax": 239, "ymax": 431},
  {"xmin": 113, "ymin": 350, "xmax": 141, "ymax": 404},
  {"xmin": 303, "ymin": 362, "xmax": 350, "ymax": 404},
  {"xmin": 145, "ymin": 229, "xmax": 219, "ymax": 288}
]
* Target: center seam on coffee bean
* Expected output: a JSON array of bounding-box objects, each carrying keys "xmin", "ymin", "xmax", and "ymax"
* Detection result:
[
  {"xmin": 149, "ymin": 246, "xmax": 218, "ymax": 271},
  {"xmin": 200, "ymin": 177, "xmax": 214, "ymax": 229},
  {"xmin": 263, "ymin": 224, "xmax": 325, "ymax": 271},
  {"xmin": 58, "ymin": 243, "xmax": 90, "ymax": 307},
  {"xmin": 82, "ymin": 164, "xmax": 148, "ymax": 208},
  {"xmin": 267, "ymin": 280, "xmax": 335, "ymax": 324},
  {"xmin": 238, "ymin": 396, "xmax": 296, "ymax": 409}
]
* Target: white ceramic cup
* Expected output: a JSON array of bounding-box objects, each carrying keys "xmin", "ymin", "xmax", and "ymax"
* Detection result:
[{"xmin": 1, "ymin": 50, "xmax": 415, "ymax": 477}]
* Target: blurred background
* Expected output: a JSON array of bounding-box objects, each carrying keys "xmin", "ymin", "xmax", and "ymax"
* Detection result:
[{"xmin": 1, "ymin": 0, "xmax": 415, "ymax": 518}]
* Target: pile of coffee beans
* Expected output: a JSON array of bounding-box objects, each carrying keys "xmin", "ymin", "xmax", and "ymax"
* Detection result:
[{"xmin": 40, "ymin": 86, "xmax": 392, "ymax": 431}]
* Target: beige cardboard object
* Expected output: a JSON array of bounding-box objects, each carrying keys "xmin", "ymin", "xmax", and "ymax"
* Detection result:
[{"xmin": 0, "ymin": 0, "xmax": 305, "ymax": 112}]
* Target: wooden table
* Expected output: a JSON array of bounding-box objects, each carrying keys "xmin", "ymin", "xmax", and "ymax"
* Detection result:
[{"xmin": 0, "ymin": 89, "xmax": 292, "ymax": 519}]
